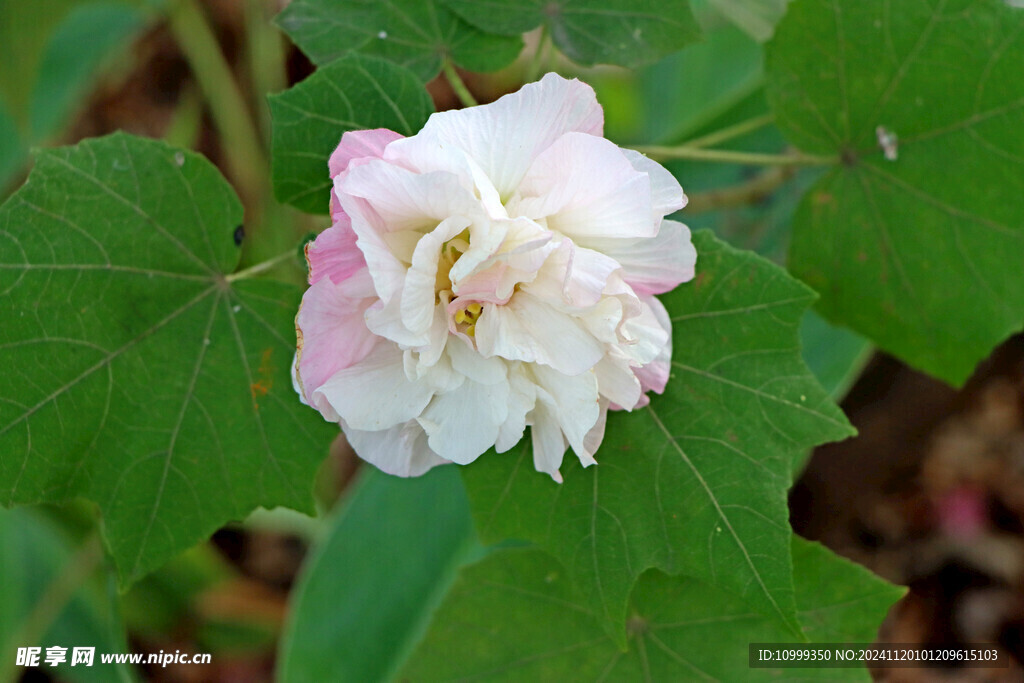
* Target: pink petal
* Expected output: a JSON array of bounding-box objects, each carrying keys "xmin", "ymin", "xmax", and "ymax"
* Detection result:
[
  {"xmin": 305, "ymin": 224, "xmax": 366, "ymax": 286},
  {"xmin": 296, "ymin": 267, "xmax": 379, "ymax": 401},
  {"xmin": 329, "ymin": 128, "xmax": 404, "ymax": 178},
  {"xmin": 329, "ymin": 128, "xmax": 403, "ymax": 223}
]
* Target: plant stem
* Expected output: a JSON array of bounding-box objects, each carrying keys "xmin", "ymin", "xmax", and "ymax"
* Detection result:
[
  {"xmin": 244, "ymin": 0, "xmax": 287, "ymax": 140},
  {"xmin": 633, "ymin": 145, "xmax": 837, "ymax": 166},
  {"xmin": 442, "ymin": 59, "xmax": 479, "ymax": 108},
  {"xmin": 167, "ymin": 0, "xmax": 267, "ymax": 199},
  {"xmin": 678, "ymin": 113, "xmax": 775, "ymax": 150},
  {"xmin": 227, "ymin": 249, "xmax": 298, "ymax": 282},
  {"xmin": 525, "ymin": 25, "xmax": 551, "ymax": 82},
  {"xmin": 685, "ymin": 166, "xmax": 797, "ymax": 213}
]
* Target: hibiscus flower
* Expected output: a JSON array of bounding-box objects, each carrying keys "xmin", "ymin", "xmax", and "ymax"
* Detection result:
[{"xmin": 294, "ymin": 73, "xmax": 696, "ymax": 482}]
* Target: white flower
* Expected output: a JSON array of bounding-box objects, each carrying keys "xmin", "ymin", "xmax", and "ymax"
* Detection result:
[{"xmin": 294, "ymin": 73, "xmax": 696, "ymax": 481}]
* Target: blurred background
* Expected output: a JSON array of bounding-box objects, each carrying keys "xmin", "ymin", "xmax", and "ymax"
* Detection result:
[{"xmin": 1, "ymin": 0, "xmax": 1023, "ymax": 680}]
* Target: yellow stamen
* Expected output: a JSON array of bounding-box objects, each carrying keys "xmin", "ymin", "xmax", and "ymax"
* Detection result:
[
  {"xmin": 454, "ymin": 309, "xmax": 468, "ymax": 324},
  {"xmin": 467, "ymin": 302, "xmax": 482, "ymax": 316},
  {"xmin": 465, "ymin": 324, "xmax": 476, "ymax": 337}
]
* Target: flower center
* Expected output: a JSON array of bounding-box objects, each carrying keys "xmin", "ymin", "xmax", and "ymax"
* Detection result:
[
  {"xmin": 435, "ymin": 228, "xmax": 470, "ymax": 296},
  {"xmin": 453, "ymin": 302, "xmax": 482, "ymax": 337}
]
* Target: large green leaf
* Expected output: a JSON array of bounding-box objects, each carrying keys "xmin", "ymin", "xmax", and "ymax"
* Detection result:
[
  {"xmin": 766, "ymin": 0, "xmax": 1024, "ymax": 385},
  {"xmin": 441, "ymin": 0, "xmax": 702, "ymax": 68},
  {"xmin": 399, "ymin": 537, "xmax": 904, "ymax": 680},
  {"xmin": 0, "ymin": 133, "xmax": 334, "ymax": 585},
  {"xmin": 269, "ymin": 55, "xmax": 434, "ymax": 215},
  {"xmin": 275, "ymin": 0, "xmax": 523, "ymax": 82},
  {"xmin": 462, "ymin": 230, "xmax": 854, "ymax": 644},
  {"xmin": 278, "ymin": 466, "xmax": 478, "ymax": 683}
]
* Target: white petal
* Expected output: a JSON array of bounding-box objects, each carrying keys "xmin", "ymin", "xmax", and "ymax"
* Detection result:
[
  {"xmin": 340, "ymin": 161, "xmax": 481, "ymax": 232},
  {"xmin": 385, "ymin": 72, "xmax": 603, "ymax": 199},
  {"xmin": 514, "ymin": 132, "xmax": 656, "ymax": 240},
  {"xmin": 475, "ymin": 292, "xmax": 605, "ymax": 375},
  {"xmin": 495, "ymin": 367, "xmax": 537, "ymax": 453},
  {"xmin": 446, "ymin": 334, "xmax": 507, "ymax": 385},
  {"xmin": 343, "ymin": 420, "xmax": 450, "ymax": 477},
  {"xmin": 314, "ymin": 344, "xmax": 435, "ymax": 431},
  {"xmin": 594, "ymin": 353, "xmax": 642, "ymax": 410},
  {"xmin": 585, "ymin": 220, "xmax": 697, "ymax": 296},
  {"xmin": 401, "ymin": 216, "xmax": 471, "ymax": 335},
  {"xmin": 530, "ymin": 405, "xmax": 567, "ymax": 483},
  {"xmin": 418, "ymin": 378, "xmax": 510, "ymax": 464},
  {"xmin": 523, "ymin": 239, "xmax": 622, "ymax": 309},
  {"xmin": 531, "ymin": 364, "xmax": 600, "ymax": 461},
  {"xmin": 620, "ymin": 148, "xmax": 686, "ymax": 219},
  {"xmin": 364, "ymin": 294, "xmax": 431, "ymax": 348},
  {"xmin": 633, "ymin": 294, "xmax": 673, "ymax": 396},
  {"xmin": 620, "ymin": 294, "xmax": 671, "ymax": 367},
  {"xmin": 582, "ymin": 400, "xmax": 609, "ymax": 461}
]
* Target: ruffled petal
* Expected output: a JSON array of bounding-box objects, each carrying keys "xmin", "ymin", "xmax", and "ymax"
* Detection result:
[
  {"xmin": 343, "ymin": 420, "xmax": 450, "ymax": 477},
  {"xmin": 329, "ymin": 128, "xmax": 403, "ymax": 221},
  {"xmin": 620, "ymin": 148, "xmax": 686, "ymax": 220},
  {"xmin": 531, "ymin": 364, "xmax": 601, "ymax": 465},
  {"xmin": 295, "ymin": 267, "xmax": 379, "ymax": 404},
  {"xmin": 496, "ymin": 367, "xmax": 537, "ymax": 453},
  {"xmin": 401, "ymin": 216, "xmax": 471, "ymax": 336},
  {"xmin": 385, "ymin": 72, "xmax": 603, "ymax": 198},
  {"xmin": 513, "ymin": 132, "xmax": 656, "ymax": 240},
  {"xmin": 330, "ymin": 128, "xmax": 404, "ymax": 178},
  {"xmin": 305, "ymin": 224, "xmax": 365, "ymax": 286},
  {"xmin": 417, "ymin": 378, "xmax": 510, "ymax": 464},
  {"xmin": 587, "ymin": 220, "xmax": 697, "ymax": 296},
  {"xmin": 594, "ymin": 352, "xmax": 643, "ymax": 410},
  {"xmin": 633, "ymin": 294, "xmax": 673, "ymax": 397},
  {"xmin": 313, "ymin": 343, "xmax": 436, "ymax": 431},
  {"xmin": 523, "ymin": 239, "xmax": 622, "ymax": 310},
  {"xmin": 475, "ymin": 291, "xmax": 605, "ymax": 375},
  {"xmin": 530, "ymin": 405, "xmax": 568, "ymax": 483}
]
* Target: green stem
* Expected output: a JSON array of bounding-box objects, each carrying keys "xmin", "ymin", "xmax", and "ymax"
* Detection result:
[
  {"xmin": 227, "ymin": 249, "xmax": 297, "ymax": 282},
  {"xmin": 442, "ymin": 59, "xmax": 478, "ymax": 108},
  {"xmin": 167, "ymin": 0, "xmax": 267, "ymax": 199},
  {"xmin": 632, "ymin": 145, "xmax": 837, "ymax": 166},
  {"xmin": 685, "ymin": 165, "xmax": 796, "ymax": 213},
  {"xmin": 525, "ymin": 25, "xmax": 551, "ymax": 82},
  {"xmin": 244, "ymin": 0, "xmax": 287, "ymax": 140},
  {"xmin": 678, "ymin": 113, "xmax": 775, "ymax": 150}
]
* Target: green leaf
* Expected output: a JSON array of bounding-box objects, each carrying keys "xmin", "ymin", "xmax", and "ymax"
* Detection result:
[
  {"xmin": 278, "ymin": 466, "xmax": 478, "ymax": 683},
  {"xmin": 275, "ymin": 0, "xmax": 523, "ymax": 82},
  {"xmin": 766, "ymin": 0, "xmax": 1024, "ymax": 385},
  {"xmin": 269, "ymin": 54, "xmax": 434, "ymax": 215},
  {"xmin": 462, "ymin": 230, "xmax": 854, "ymax": 644},
  {"xmin": 0, "ymin": 508, "xmax": 136, "ymax": 683},
  {"xmin": 0, "ymin": 133, "xmax": 335, "ymax": 585},
  {"xmin": 399, "ymin": 537, "xmax": 904, "ymax": 680},
  {"xmin": 442, "ymin": 0, "xmax": 702, "ymax": 68}
]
